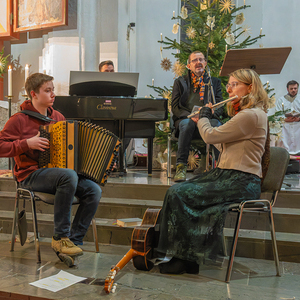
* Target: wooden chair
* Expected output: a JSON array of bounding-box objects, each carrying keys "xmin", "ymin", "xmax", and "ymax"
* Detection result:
[
  {"xmin": 10, "ymin": 159, "xmax": 99, "ymax": 264},
  {"xmin": 225, "ymin": 147, "xmax": 289, "ymax": 282}
]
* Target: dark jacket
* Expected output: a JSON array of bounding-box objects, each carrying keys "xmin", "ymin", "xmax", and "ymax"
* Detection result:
[
  {"xmin": 171, "ymin": 71, "xmax": 223, "ymax": 128},
  {"xmin": 0, "ymin": 100, "xmax": 65, "ymax": 182}
]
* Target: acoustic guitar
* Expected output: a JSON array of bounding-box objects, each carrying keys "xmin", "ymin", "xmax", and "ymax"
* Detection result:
[{"xmin": 104, "ymin": 208, "xmax": 161, "ymax": 294}]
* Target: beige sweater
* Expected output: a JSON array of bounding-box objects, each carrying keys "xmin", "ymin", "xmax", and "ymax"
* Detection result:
[{"xmin": 197, "ymin": 107, "xmax": 268, "ymax": 178}]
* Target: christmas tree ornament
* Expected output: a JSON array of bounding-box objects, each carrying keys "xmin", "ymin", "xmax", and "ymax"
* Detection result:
[
  {"xmin": 220, "ymin": 0, "xmax": 235, "ymax": 14},
  {"xmin": 162, "ymin": 90, "xmax": 172, "ymax": 101},
  {"xmin": 187, "ymin": 151, "xmax": 199, "ymax": 170},
  {"xmin": 209, "ymin": 41, "xmax": 215, "ymax": 49},
  {"xmin": 235, "ymin": 13, "xmax": 245, "ymax": 25},
  {"xmin": 206, "ymin": 16, "xmax": 215, "ymax": 30},
  {"xmin": 172, "ymin": 60, "xmax": 186, "ymax": 78},
  {"xmin": 186, "ymin": 26, "xmax": 196, "ymax": 39},
  {"xmin": 180, "ymin": 5, "xmax": 188, "ymax": 19},
  {"xmin": 160, "ymin": 58, "xmax": 172, "ymax": 71},
  {"xmin": 172, "ymin": 23, "xmax": 179, "ymax": 34},
  {"xmin": 268, "ymin": 96, "xmax": 276, "ymax": 109},
  {"xmin": 242, "ymin": 25, "xmax": 252, "ymax": 36},
  {"xmin": 225, "ymin": 32, "xmax": 235, "ymax": 45}
]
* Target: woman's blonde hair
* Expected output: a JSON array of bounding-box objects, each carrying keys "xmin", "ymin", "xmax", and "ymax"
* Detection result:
[{"xmin": 226, "ymin": 69, "xmax": 269, "ymax": 117}]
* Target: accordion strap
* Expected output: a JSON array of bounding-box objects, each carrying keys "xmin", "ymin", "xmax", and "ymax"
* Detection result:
[{"xmin": 20, "ymin": 110, "xmax": 55, "ymax": 123}]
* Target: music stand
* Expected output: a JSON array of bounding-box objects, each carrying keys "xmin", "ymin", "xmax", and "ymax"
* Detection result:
[{"xmin": 219, "ymin": 47, "xmax": 292, "ymax": 76}]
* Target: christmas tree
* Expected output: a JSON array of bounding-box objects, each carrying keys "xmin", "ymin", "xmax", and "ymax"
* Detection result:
[
  {"xmin": 148, "ymin": 0, "xmax": 265, "ymax": 151},
  {"xmin": 149, "ymin": 0, "xmax": 264, "ymax": 105}
]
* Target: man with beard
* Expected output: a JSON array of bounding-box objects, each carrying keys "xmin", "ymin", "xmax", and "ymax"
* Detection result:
[
  {"xmin": 275, "ymin": 80, "xmax": 300, "ymax": 155},
  {"xmin": 171, "ymin": 51, "xmax": 223, "ymax": 182}
]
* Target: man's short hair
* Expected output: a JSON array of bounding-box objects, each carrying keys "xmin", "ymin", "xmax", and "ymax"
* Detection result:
[
  {"xmin": 287, "ymin": 80, "xmax": 299, "ymax": 88},
  {"xmin": 25, "ymin": 73, "xmax": 54, "ymax": 100},
  {"xmin": 187, "ymin": 51, "xmax": 205, "ymax": 64},
  {"xmin": 99, "ymin": 60, "xmax": 114, "ymax": 72}
]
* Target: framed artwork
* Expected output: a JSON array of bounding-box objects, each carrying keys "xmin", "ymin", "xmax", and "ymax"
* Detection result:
[
  {"xmin": 0, "ymin": 0, "xmax": 19, "ymax": 39},
  {"xmin": 13, "ymin": 0, "xmax": 68, "ymax": 32}
]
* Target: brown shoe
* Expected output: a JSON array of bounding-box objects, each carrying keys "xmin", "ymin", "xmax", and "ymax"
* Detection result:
[{"xmin": 51, "ymin": 237, "xmax": 83, "ymax": 256}]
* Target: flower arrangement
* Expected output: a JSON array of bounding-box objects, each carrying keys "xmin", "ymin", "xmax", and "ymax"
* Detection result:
[{"xmin": 0, "ymin": 48, "xmax": 10, "ymax": 78}]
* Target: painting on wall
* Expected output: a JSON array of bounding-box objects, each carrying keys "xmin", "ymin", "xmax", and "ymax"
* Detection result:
[
  {"xmin": 13, "ymin": 0, "xmax": 68, "ymax": 32},
  {"xmin": 0, "ymin": 0, "xmax": 19, "ymax": 39}
]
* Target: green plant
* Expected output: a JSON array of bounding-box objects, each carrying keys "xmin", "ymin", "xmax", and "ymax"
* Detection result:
[{"xmin": 0, "ymin": 47, "xmax": 10, "ymax": 78}]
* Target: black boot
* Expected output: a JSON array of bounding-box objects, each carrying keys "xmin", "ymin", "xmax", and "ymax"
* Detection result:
[{"xmin": 159, "ymin": 257, "xmax": 199, "ymax": 274}]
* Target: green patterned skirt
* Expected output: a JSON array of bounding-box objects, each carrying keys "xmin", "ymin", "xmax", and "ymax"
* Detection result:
[{"xmin": 156, "ymin": 168, "xmax": 261, "ymax": 263}]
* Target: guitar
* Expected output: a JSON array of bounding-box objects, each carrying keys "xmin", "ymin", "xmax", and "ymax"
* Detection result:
[{"xmin": 104, "ymin": 208, "xmax": 161, "ymax": 294}]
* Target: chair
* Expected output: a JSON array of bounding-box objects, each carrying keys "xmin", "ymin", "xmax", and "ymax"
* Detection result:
[
  {"xmin": 225, "ymin": 147, "xmax": 289, "ymax": 282},
  {"xmin": 10, "ymin": 159, "xmax": 99, "ymax": 264},
  {"xmin": 166, "ymin": 115, "xmax": 215, "ymax": 178}
]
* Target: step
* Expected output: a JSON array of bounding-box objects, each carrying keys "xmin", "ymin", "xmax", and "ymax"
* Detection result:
[
  {"xmin": 224, "ymin": 228, "xmax": 300, "ymax": 263},
  {"xmin": 0, "ymin": 210, "xmax": 137, "ymax": 246}
]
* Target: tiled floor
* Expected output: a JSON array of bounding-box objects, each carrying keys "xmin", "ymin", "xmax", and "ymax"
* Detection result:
[{"xmin": 0, "ymin": 234, "xmax": 300, "ymax": 300}]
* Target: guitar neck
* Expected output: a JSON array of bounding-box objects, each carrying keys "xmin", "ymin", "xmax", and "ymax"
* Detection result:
[{"xmin": 104, "ymin": 248, "xmax": 145, "ymax": 293}]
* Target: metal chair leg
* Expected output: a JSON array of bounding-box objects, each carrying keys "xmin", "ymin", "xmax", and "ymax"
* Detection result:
[
  {"xmin": 268, "ymin": 206, "xmax": 280, "ymax": 276},
  {"xmin": 167, "ymin": 133, "xmax": 172, "ymax": 178},
  {"xmin": 92, "ymin": 218, "xmax": 99, "ymax": 253},
  {"xmin": 10, "ymin": 193, "xmax": 19, "ymax": 252},
  {"xmin": 225, "ymin": 207, "xmax": 244, "ymax": 283},
  {"xmin": 29, "ymin": 192, "xmax": 41, "ymax": 264}
]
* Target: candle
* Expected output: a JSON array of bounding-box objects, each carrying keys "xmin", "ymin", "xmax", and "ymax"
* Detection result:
[
  {"xmin": 173, "ymin": 11, "xmax": 175, "ymax": 17},
  {"xmin": 152, "ymin": 79, "xmax": 154, "ymax": 86},
  {"xmin": 8, "ymin": 65, "xmax": 12, "ymax": 97},
  {"xmin": 225, "ymin": 45, "xmax": 228, "ymax": 52},
  {"xmin": 266, "ymin": 81, "xmax": 269, "ymax": 89},
  {"xmin": 25, "ymin": 64, "xmax": 29, "ymax": 83},
  {"xmin": 160, "ymin": 33, "xmax": 163, "ymax": 41},
  {"xmin": 244, "ymin": 0, "xmax": 245, "ymax": 5},
  {"xmin": 282, "ymin": 102, "xmax": 284, "ymax": 111},
  {"xmin": 260, "ymin": 28, "xmax": 262, "ymax": 35}
]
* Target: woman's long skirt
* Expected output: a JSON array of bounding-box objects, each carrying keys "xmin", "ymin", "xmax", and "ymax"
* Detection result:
[{"xmin": 156, "ymin": 168, "xmax": 261, "ymax": 263}]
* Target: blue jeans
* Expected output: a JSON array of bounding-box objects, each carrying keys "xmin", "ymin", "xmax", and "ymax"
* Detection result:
[
  {"xmin": 177, "ymin": 118, "xmax": 221, "ymax": 165},
  {"xmin": 19, "ymin": 168, "xmax": 102, "ymax": 245}
]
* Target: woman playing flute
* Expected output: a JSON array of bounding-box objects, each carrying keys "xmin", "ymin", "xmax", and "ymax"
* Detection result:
[{"xmin": 155, "ymin": 68, "xmax": 270, "ymax": 274}]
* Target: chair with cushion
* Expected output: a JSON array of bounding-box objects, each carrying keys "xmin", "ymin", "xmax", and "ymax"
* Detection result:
[
  {"xmin": 225, "ymin": 147, "xmax": 289, "ymax": 282},
  {"xmin": 10, "ymin": 159, "xmax": 99, "ymax": 264}
]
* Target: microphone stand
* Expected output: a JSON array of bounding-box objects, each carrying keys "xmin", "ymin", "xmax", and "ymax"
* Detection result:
[{"xmin": 206, "ymin": 65, "xmax": 216, "ymax": 105}]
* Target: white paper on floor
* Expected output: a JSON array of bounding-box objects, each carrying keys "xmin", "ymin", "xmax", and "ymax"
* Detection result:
[{"xmin": 29, "ymin": 270, "xmax": 87, "ymax": 292}]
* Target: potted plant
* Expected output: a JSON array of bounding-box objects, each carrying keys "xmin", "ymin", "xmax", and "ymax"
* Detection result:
[{"xmin": 0, "ymin": 47, "xmax": 10, "ymax": 100}]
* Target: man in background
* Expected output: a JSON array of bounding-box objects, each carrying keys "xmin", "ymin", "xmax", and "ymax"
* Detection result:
[
  {"xmin": 275, "ymin": 80, "xmax": 300, "ymax": 155},
  {"xmin": 99, "ymin": 60, "xmax": 114, "ymax": 72}
]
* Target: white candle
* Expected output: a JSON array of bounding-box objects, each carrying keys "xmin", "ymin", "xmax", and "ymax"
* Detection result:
[
  {"xmin": 25, "ymin": 64, "xmax": 29, "ymax": 83},
  {"xmin": 8, "ymin": 65, "xmax": 12, "ymax": 97},
  {"xmin": 225, "ymin": 45, "xmax": 228, "ymax": 52},
  {"xmin": 244, "ymin": 0, "xmax": 245, "ymax": 5},
  {"xmin": 267, "ymin": 81, "xmax": 269, "ymax": 88},
  {"xmin": 260, "ymin": 28, "xmax": 262, "ymax": 35},
  {"xmin": 173, "ymin": 11, "xmax": 175, "ymax": 17},
  {"xmin": 152, "ymin": 79, "xmax": 154, "ymax": 86},
  {"xmin": 160, "ymin": 33, "xmax": 163, "ymax": 41}
]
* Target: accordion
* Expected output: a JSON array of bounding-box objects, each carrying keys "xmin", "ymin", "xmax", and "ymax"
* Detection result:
[{"xmin": 39, "ymin": 120, "xmax": 121, "ymax": 186}]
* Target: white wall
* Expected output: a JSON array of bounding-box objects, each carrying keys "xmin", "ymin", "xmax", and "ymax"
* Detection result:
[
  {"xmin": 239, "ymin": 0, "xmax": 299, "ymax": 100},
  {"xmin": 118, "ymin": 0, "xmax": 180, "ymax": 98}
]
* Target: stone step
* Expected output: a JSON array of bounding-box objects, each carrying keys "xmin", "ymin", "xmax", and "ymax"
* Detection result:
[
  {"xmin": 1, "ymin": 210, "xmax": 299, "ymax": 263},
  {"xmin": 0, "ymin": 190, "xmax": 163, "ymax": 219},
  {"xmin": 0, "ymin": 178, "xmax": 170, "ymax": 200},
  {"xmin": 224, "ymin": 228, "xmax": 300, "ymax": 263}
]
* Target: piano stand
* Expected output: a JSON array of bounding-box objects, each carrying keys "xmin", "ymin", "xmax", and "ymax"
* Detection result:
[{"xmin": 118, "ymin": 137, "xmax": 153, "ymax": 175}]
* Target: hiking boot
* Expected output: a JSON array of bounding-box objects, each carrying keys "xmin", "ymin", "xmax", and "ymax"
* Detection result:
[
  {"xmin": 51, "ymin": 237, "xmax": 83, "ymax": 256},
  {"xmin": 174, "ymin": 163, "xmax": 187, "ymax": 182}
]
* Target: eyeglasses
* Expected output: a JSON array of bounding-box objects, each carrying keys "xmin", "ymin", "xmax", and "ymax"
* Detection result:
[
  {"xmin": 226, "ymin": 82, "xmax": 240, "ymax": 89},
  {"xmin": 190, "ymin": 58, "xmax": 206, "ymax": 64}
]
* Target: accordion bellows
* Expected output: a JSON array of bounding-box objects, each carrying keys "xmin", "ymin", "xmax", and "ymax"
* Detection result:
[{"xmin": 39, "ymin": 120, "xmax": 121, "ymax": 186}]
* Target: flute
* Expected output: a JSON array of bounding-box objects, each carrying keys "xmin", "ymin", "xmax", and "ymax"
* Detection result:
[{"xmin": 187, "ymin": 95, "xmax": 238, "ymax": 118}]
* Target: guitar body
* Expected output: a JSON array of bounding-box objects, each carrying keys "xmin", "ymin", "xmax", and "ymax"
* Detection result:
[{"xmin": 104, "ymin": 208, "xmax": 161, "ymax": 293}]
